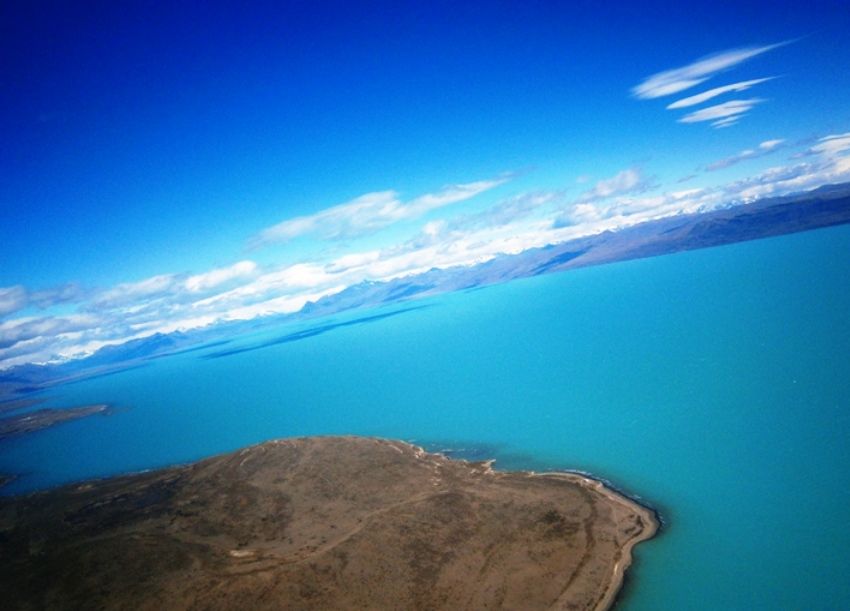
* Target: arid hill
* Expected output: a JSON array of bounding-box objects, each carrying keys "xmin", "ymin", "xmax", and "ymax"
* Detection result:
[{"xmin": 0, "ymin": 436, "xmax": 658, "ymax": 610}]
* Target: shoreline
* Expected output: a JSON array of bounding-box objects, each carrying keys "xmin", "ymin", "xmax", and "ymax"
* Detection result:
[
  {"xmin": 533, "ymin": 471, "xmax": 660, "ymax": 611},
  {"xmin": 426, "ymin": 443, "xmax": 661, "ymax": 611},
  {"xmin": 557, "ymin": 467, "xmax": 666, "ymax": 529},
  {"xmin": 0, "ymin": 403, "xmax": 110, "ymax": 441}
]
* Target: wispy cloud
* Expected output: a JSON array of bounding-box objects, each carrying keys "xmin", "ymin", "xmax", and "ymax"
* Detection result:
[
  {"xmin": 0, "ymin": 314, "xmax": 102, "ymax": 351},
  {"xmin": 807, "ymin": 132, "xmax": 850, "ymax": 156},
  {"xmin": 721, "ymin": 158, "xmax": 850, "ymax": 202},
  {"xmin": 0, "ymin": 282, "xmax": 86, "ymax": 319},
  {"xmin": 552, "ymin": 168, "xmax": 657, "ymax": 227},
  {"xmin": 632, "ymin": 43, "xmax": 784, "ymax": 99},
  {"xmin": 577, "ymin": 168, "xmax": 655, "ymax": 203},
  {"xmin": 0, "ymin": 286, "xmax": 27, "ymax": 317},
  {"xmin": 667, "ymin": 77, "xmax": 776, "ymax": 109},
  {"xmin": 185, "ymin": 260, "xmax": 258, "ymax": 292},
  {"xmin": 678, "ymin": 98, "xmax": 763, "ymax": 126},
  {"xmin": 250, "ymin": 176, "xmax": 510, "ymax": 248},
  {"xmin": 189, "ymin": 263, "xmax": 337, "ymax": 312},
  {"xmin": 554, "ymin": 185, "xmax": 717, "ymax": 230},
  {"xmin": 30, "ymin": 283, "xmax": 87, "ymax": 309},
  {"xmin": 446, "ymin": 191, "xmax": 558, "ymax": 232},
  {"xmin": 633, "ymin": 42, "xmax": 788, "ymax": 127},
  {"xmin": 324, "ymin": 251, "xmax": 382, "ymax": 274},
  {"xmin": 705, "ymin": 139, "xmax": 786, "ymax": 171},
  {"xmin": 91, "ymin": 274, "xmax": 182, "ymax": 309},
  {"xmin": 707, "ymin": 132, "xmax": 850, "ymax": 201},
  {"xmin": 711, "ymin": 116, "xmax": 742, "ymax": 129}
]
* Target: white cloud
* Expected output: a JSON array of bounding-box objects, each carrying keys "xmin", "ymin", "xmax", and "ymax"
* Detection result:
[
  {"xmin": 550, "ymin": 168, "xmax": 673, "ymax": 228},
  {"xmin": 343, "ymin": 222, "xmax": 554, "ymax": 282},
  {"xmin": 188, "ymin": 263, "xmax": 335, "ymax": 315},
  {"xmin": 247, "ymin": 263, "xmax": 331, "ymax": 290},
  {"xmin": 443, "ymin": 191, "xmax": 558, "ymax": 233},
  {"xmin": 0, "ymin": 283, "xmax": 86, "ymax": 318},
  {"xmin": 131, "ymin": 314, "xmax": 220, "ymax": 336},
  {"xmin": 324, "ymin": 251, "xmax": 382, "ymax": 274},
  {"xmin": 0, "ymin": 285, "xmax": 27, "ymax": 317},
  {"xmin": 705, "ymin": 138, "xmax": 786, "ymax": 171},
  {"xmin": 422, "ymin": 220, "xmax": 446, "ymax": 237},
  {"xmin": 721, "ymin": 142, "xmax": 850, "ymax": 202},
  {"xmin": 760, "ymin": 139, "xmax": 785, "ymax": 151},
  {"xmin": 93, "ymin": 273, "xmax": 181, "ymax": 308},
  {"xmin": 250, "ymin": 176, "xmax": 510, "ymax": 247},
  {"xmin": 577, "ymin": 168, "xmax": 655, "ymax": 203},
  {"xmin": 222, "ymin": 288, "xmax": 346, "ymax": 321},
  {"xmin": 555, "ymin": 185, "xmax": 718, "ymax": 230},
  {"xmin": 809, "ymin": 132, "xmax": 850, "ymax": 156},
  {"xmin": 666, "ymin": 77, "xmax": 775, "ymax": 109},
  {"xmin": 560, "ymin": 203, "xmax": 603, "ymax": 225},
  {"xmin": 678, "ymin": 99, "xmax": 763, "ymax": 125},
  {"xmin": 0, "ymin": 314, "xmax": 102, "ymax": 350},
  {"xmin": 185, "ymin": 260, "xmax": 257, "ymax": 292},
  {"xmin": 632, "ymin": 43, "xmax": 784, "ymax": 99},
  {"xmin": 711, "ymin": 116, "xmax": 740, "ymax": 129},
  {"xmin": 724, "ymin": 161, "xmax": 848, "ymax": 202}
]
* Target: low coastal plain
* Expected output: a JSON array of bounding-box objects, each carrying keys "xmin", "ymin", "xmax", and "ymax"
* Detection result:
[{"xmin": 0, "ymin": 436, "xmax": 658, "ymax": 610}]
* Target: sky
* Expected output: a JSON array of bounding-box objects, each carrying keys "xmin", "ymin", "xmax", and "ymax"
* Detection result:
[{"xmin": 2, "ymin": 0, "xmax": 850, "ymax": 368}]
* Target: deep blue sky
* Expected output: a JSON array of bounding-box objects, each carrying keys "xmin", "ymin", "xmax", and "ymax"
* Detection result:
[
  {"xmin": 3, "ymin": 1, "xmax": 848, "ymax": 287},
  {"xmin": 2, "ymin": 1, "xmax": 850, "ymax": 365}
]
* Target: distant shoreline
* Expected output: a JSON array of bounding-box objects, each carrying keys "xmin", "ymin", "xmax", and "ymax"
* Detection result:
[
  {"xmin": 2, "ymin": 183, "xmax": 849, "ymax": 401},
  {"xmin": 0, "ymin": 403, "xmax": 110, "ymax": 441}
]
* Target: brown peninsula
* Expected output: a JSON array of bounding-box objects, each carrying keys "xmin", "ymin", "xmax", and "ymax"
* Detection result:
[
  {"xmin": 0, "ymin": 404, "xmax": 109, "ymax": 440},
  {"xmin": 0, "ymin": 436, "xmax": 658, "ymax": 610}
]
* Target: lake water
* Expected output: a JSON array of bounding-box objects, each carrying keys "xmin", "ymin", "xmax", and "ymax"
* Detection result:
[{"xmin": 2, "ymin": 224, "xmax": 850, "ymax": 609}]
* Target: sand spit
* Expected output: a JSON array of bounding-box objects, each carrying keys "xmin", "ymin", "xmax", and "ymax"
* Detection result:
[{"xmin": 0, "ymin": 436, "xmax": 658, "ymax": 610}]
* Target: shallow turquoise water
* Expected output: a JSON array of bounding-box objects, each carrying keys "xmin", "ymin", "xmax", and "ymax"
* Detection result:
[{"xmin": 3, "ymin": 224, "xmax": 850, "ymax": 609}]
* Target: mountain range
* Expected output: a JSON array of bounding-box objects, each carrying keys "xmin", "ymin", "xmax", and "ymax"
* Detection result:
[{"xmin": 2, "ymin": 182, "xmax": 849, "ymax": 401}]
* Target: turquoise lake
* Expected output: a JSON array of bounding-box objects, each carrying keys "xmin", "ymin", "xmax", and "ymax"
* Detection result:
[{"xmin": 2, "ymin": 224, "xmax": 850, "ymax": 609}]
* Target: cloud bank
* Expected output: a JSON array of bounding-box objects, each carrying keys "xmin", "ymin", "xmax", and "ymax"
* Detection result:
[{"xmin": 3, "ymin": 133, "xmax": 850, "ymax": 371}]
